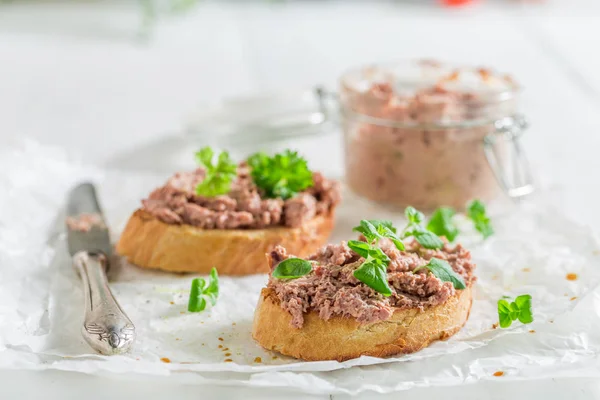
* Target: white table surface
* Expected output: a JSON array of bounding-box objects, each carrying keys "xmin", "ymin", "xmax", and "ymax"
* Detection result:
[{"xmin": 2, "ymin": 0, "xmax": 600, "ymax": 398}]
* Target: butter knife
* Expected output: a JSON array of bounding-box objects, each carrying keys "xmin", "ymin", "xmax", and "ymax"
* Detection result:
[{"xmin": 66, "ymin": 182, "xmax": 135, "ymax": 355}]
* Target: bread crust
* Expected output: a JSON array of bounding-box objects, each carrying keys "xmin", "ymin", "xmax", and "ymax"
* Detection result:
[
  {"xmin": 116, "ymin": 209, "xmax": 335, "ymax": 275},
  {"xmin": 252, "ymin": 286, "xmax": 473, "ymax": 361}
]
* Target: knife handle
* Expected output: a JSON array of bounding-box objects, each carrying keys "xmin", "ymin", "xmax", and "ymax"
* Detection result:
[{"xmin": 74, "ymin": 251, "xmax": 136, "ymax": 355}]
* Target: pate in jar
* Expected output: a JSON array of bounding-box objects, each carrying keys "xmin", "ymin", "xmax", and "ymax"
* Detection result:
[{"xmin": 340, "ymin": 60, "xmax": 530, "ymax": 211}]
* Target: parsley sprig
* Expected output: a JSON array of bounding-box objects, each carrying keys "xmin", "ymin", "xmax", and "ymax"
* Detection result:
[
  {"xmin": 194, "ymin": 147, "xmax": 238, "ymax": 197},
  {"xmin": 467, "ymin": 199, "xmax": 494, "ymax": 238},
  {"xmin": 497, "ymin": 294, "xmax": 533, "ymax": 328},
  {"xmin": 247, "ymin": 150, "xmax": 313, "ymax": 200},
  {"xmin": 414, "ymin": 258, "xmax": 466, "ymax": 290},
  {"xmin": 401, "ymin": 207, "xmax": 445, "ymax": 249},
  {"xmin": 187, "ymin": 267, "xmax": 219, "ymax": 312}
]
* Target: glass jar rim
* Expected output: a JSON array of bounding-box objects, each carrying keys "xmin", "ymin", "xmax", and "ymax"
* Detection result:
[{"xmin": 339, "ymin": 59, "xmax": 521, "ymax": 129}]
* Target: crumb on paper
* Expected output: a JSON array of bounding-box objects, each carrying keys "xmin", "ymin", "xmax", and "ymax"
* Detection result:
[
  {"xmin": 218, "ymin": 345, "xmax": 223, "ymax": 349},
  {"xmin": 223, "ymin": 347, "xmax": 229, "ymax": 351},
  {"xmin": 224, "ymin": 359, "xmax": 233, "ymax": 363},
  {"xmin": 272, "ymin": 356, "xmax": 278, "ymax": 360},
  {"xmin": 170, "ymin": 301, "xmax": 174, "ymax": 305},
  {"xmin": 180, "ymin": 311, "xmax": 185, "ymax": 314},
  {"xmin": 232, "ymin": 322, "xmax": 236, "ymax": 326},
  {"xmin": 529, "ymin": 330, "xmax": 536, "ymax": 333},
  {"xmin": 224, "ymin": 353, "xmax": 231, "ymax": 357},
  {"xmin": 175, "ymin": 338, "xmax": 181, "ymax": 341},
  {"xmin": 522, "ymin": 268, "xmax": 531, "ymax": 272},
  {"xmin": 570, "ymin": 296, "xmax": 578, "ymax": 301},
  {"xmin": 160, "ymin": 357, "xmax": 171, "ymax": 363},
  {"xmin": 218, "ymin": 337, "xmax": 224, "ymax": 341},
  {"xmin": 254, "ymin": 357, "xmax": 262, "ymax": 363},
  {"xmin": 566, "ymin": 273, "xmax": 578, "ymax": 281},
  {"xmin": 492, "ymin": 323, "xmax": 499, "ymax": 329},
  {"xmin": 549, "ymin": 320, "xmax": 554, "ymax": 323},
  {"xmin": 66, "ymin": 213, "xmax": 106, "ymax": 233},
  {"xmin": 493, "ymin": 371, "xmax": 504, "ymax": 377}
]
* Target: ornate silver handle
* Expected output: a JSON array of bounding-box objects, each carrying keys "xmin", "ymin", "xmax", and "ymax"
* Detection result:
[{"xmin": 73, "ymin": 251, "xmax": 136, "ymax": 355}]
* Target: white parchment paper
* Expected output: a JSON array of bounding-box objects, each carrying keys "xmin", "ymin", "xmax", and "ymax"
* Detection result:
[{"xmin": 2, "ymin": 139, "xmax": 600, "ymax": 395}]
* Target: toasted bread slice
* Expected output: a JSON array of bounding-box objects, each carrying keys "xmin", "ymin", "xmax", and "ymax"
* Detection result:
[
  {"xmin": 116, "ymin": 209, "xmax": 335, "ymax": 275},
  {"xmin": 252, "ymin": 286, "xmax": 473, "ymax": 361}
]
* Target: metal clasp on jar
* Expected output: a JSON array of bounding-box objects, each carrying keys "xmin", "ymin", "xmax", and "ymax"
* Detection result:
[{"xmin": 484, "ymin": 114, "xmax": 535, "ymax": 199}]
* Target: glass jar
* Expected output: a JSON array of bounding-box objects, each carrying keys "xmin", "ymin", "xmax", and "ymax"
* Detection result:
[{"xmin": 339, "ymin": 60, "xmax": 532, "ymax": 211}]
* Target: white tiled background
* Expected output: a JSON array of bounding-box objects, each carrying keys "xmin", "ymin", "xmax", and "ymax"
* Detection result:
[{"xmin": 1, "ymin": 1, "xmax": 600, "ymax": 398}]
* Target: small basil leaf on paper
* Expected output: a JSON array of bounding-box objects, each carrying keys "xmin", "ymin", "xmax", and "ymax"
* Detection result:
[
  {"xmin": 496, "ymin": 294, "xmax": 533, "ymax": 328},
  {"xmin": 515, "ymin": 294, "xmax": 534, "ymax": 324},
  {"xmin": 467, "ymin": 199, "xmax": 494, "ymax": 239},
  {"xmin": 415, "ymin": 257, "xmax": 466, "ymax": 290},
  {"xmin": 497, "ymin": 299, "xmax": 513, "ymax": 328},
  {"xmin": 272, "ymin": 258, "xmax": 312, "ymax": 279},
  {"xmin": 413, "ymin": 229, "xmax": 445, "ymax": 250},
  {"xmin": 188, "ymin": 267, "xmax": 220, "ymax": 312},
  {"xmin": 353, "ymin": 259, "xmax": 392, "ymax": 297},
  {"xmin": 427, "ymin": 207, "xmax": 459, "ymax": 242}
]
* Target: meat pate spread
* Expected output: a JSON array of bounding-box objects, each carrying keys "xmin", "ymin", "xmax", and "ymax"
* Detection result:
[
  {"xmin": 66, "ymin": 213, "xmax": 106, "ymax": 232},
  {"xmin": 267, "ymin": 240, "xmax": 476, "ymax": 328},
  {"xmin": 341, "ymin": 64, "xmax": 518, "ymax": 210},
  {"xmin": 141, "ymin": 163, "xmax": 341, "ymax": 229}
]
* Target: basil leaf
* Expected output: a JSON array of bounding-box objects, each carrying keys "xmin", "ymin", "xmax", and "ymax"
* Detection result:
[
  {"xmin": 272, "ymin": 258, "xmax": 312, "ymax": 279},
  {"xmin": 497, "ymin": 299, "xmax": 512, "ymax": 328},
  {"xmin": 188, "ymin": 277, "xmax": 207, "ymax": 312},
  {"xmin": 352, "ymin": 220, "xmax": 405, "ymax": 251},
  {"xmin": 353, "ymin": 258, "xmax": 392, "ymax": 297},
  {"xmin": 405, "ymin": 206, "xmax": 424, "ymax": 225},
  {"xmin": 347, "ymin": 240, "xmax": 371, "ymax": 259},
  {"xmin": 418, "ymin": 257, "xmax": 466, "ymax": 290},
  {"xmin": 467, "ymin": 199, "xmax": 494, "ymax": 239},
  {"xmin": 187, "ymin": 268, "xmax": 220, "ymax": 312},
  {"xmin": 427, "ymin": 207, "xmax": 459, "ymax": 242},
  {"xmin": 413, "ymin": 230, "xmax": 445, "ymax": 250},
  {"xmin": 515, "ymin": 294, "xmax": 533, "ymax": 324},
  {"xmin": 206, "ymin": 267, "xmax": 219, "ymax": 297},
  {"xmin": 496, "ymin": 294, "xmax": 533, "ymax": 328},
  {"xmin": 352, "ymin": 220, "xmax": 380, "ymax": 242}
]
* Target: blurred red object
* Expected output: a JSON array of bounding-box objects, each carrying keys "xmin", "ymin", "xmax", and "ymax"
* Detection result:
[{"xmin": 440, "ymin": 0, "xmax": 474, "ymax": 6}]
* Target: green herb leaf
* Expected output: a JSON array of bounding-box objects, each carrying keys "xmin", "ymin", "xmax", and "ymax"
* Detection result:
[
  {"xmin": 467, "ymin": 199, "xmax": 494, "ymax": 239},
  {"xmin": 347, "ymin": 240, "xmax": 372, "ymax": 259},
  {"xmin": 272, "ymin": 258, "xmax": 313, "ymax": 279},
  {"xmin": 414, "ymin": 257, "xmax": 466, "ymax": 290},
  {"xmin": 352, "ymin": 220, "xmax": 405, "ymax": 251},
  {"xmin": 427, "ymin": 207, "xmax": 459, "ymax": 242},
  {"xmin": 405, "ymin": 206, "xmax": 424, "ymax": 225},
  {"xmin": 353, "ymin": 258, "xmax": 392, "ymax": 297},
  {"xmin": 497, "ymin": 300, "xmax": 513, "ymax": 328},
  {"xmin": 194, "ymin": 147, "xmax": 238, "ymax": 197},
  {"xmin": 401, "ymin": 206, "xmax": 445, "ymax": 250},
  {"xmin": 413, "ymin": 229, "xmax": 445, "ymax": 250},
  {"xmin": 248, "ymin": 150, "xmax": 313, "ymax": 200},
  {"xmin": 497, "ymin": 294, "xmax": 533, "ymax": 328},
  {"xmin": 187, "ymin": 267, "xmax": 220, "ymax": 312}
]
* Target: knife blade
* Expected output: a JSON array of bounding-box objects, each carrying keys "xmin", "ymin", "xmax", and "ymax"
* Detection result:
[{"xmin": 66, "ymin": 182, "xmax": 135, "ymax": 355}]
